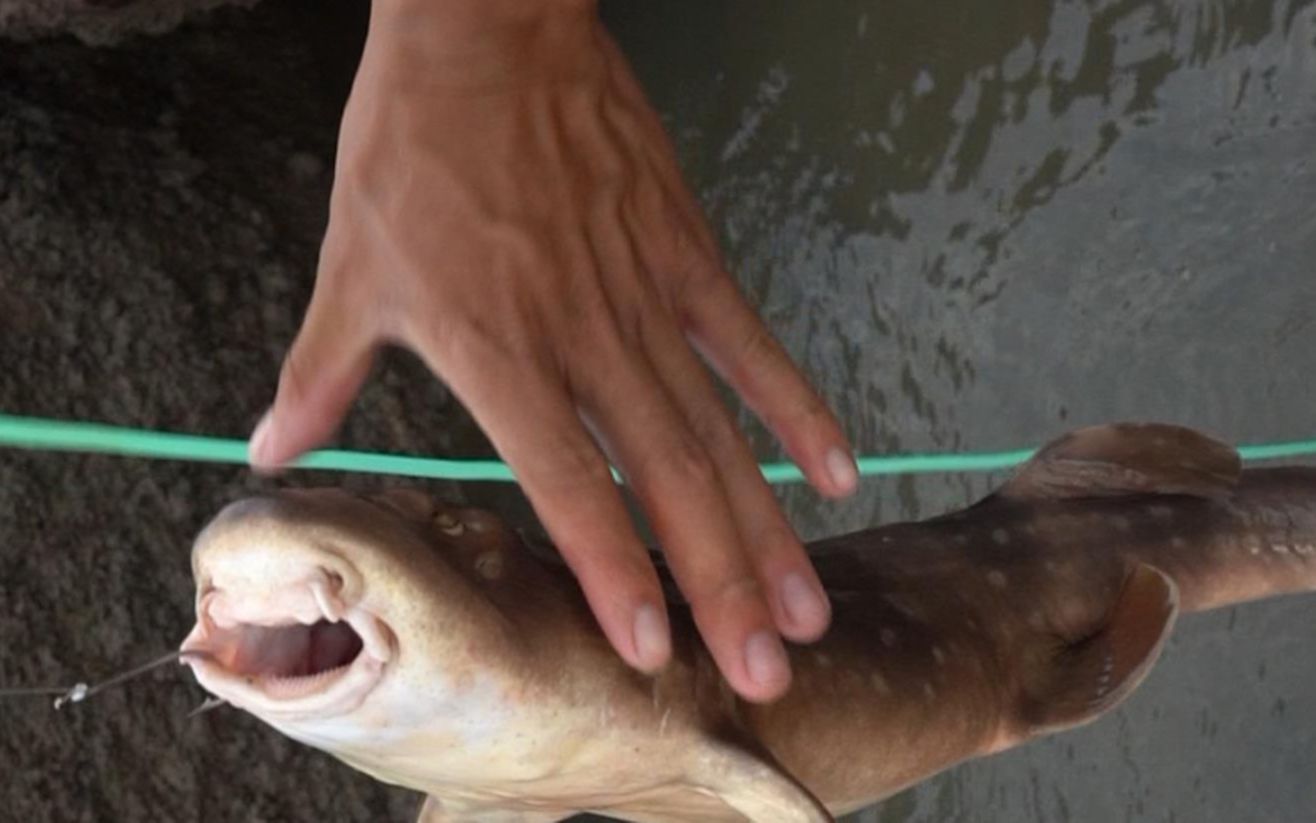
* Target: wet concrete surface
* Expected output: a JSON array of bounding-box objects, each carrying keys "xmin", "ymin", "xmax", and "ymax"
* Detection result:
[{"xmin": 2, "ymin": 0, "xmax": 1315, "ymax": 821}]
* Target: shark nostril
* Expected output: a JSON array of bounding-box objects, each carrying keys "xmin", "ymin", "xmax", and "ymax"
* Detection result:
[
  {"xmin": 311, "ymin": 569, "xmax": 348, "ymax": 622},
  {"xmin": 198, "ymin": 588, "xmax": 225, "ymax": 632}
]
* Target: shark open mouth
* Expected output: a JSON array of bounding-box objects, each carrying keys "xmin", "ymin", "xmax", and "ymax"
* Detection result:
[
  {"xmin": 211, "ymin": 620, "xmax": 364, "ymax": 684},
  {"xmin": 181, "ymin": 568, "xmax": 393, "ymax": 715}
]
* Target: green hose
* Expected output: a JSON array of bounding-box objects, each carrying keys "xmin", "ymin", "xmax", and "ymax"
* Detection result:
[{"xmin": 1, "ymin": 413, "xmax": 1313, "ymax": 484}]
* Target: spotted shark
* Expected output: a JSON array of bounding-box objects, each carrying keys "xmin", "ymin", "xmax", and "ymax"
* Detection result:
[{"xmin": 180, "ymin": 423, "xmax": 1316, "ymax": 821}]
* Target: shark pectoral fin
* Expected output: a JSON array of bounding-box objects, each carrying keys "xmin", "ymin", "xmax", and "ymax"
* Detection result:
[
  {"xmin": 998, "ymin": 422, "xmax": 1240, "ymax": 501},
  {"xmin": 692, "ymin": 741, "xmax": 834, "ymax": 823},
  {"xmin": 416, "ymin": 796, "xmax": 572, "ymax": 822},
  {"xmin": 1019, "ymin": 563, "xmax": 1180, "ymax": 737},
  {"xmin": 416, "ymin": 797, "xmax": 446, "ymax": 823}
]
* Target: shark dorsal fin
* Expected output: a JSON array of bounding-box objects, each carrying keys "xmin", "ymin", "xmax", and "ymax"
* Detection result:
[
  {"xmin": 1017, "ymin": 563, "xmax": 1179, "ymax": 736},
  {"xmin": 998, "ymin": 422, "xmax": 1240, "ymax": 502}
]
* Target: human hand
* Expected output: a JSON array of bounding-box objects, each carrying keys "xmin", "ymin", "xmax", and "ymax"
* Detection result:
[{"xmin": 248, "ymin": 0, "xmax": 857, "ymax": 703}]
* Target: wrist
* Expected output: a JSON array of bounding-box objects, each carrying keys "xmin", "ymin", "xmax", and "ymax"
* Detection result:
[
  {"xmin": 364, "ymin": 0, "xmax": 603, "ymax": 90},
  {"xmin": 377, "ymin": 0, "xmax": 596, "ymax": 28}
]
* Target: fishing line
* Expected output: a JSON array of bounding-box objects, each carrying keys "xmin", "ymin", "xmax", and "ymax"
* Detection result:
[
  {"xmin": 0, "ymin": 649, "xmax": 213, "ymax": 713},
  {"xmin": 2, "ymin": 412, "xmax": 1315, "ymax": 483},
  {"xmin": 188, "ymin": 696, "xmax": 228, "ymax": 718}
]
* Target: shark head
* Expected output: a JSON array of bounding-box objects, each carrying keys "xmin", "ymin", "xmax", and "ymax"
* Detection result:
[{"xmin": 179, "ymin": 488, "xmax": 545, "ymax": 789}]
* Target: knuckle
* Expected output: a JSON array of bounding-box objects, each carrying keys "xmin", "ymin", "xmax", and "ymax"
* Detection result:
[
  {"xmin": 785, "ymin": 392, "xmax": 834, "ymax": 432},
  {"xmin": 560, "ymin": 282, "xmax": 617, "ymax": 343},
  {"xmin": 655, "ymin": 434, "xmax": 719, "ymax": 490},
  {"xmin": 420, "ymin": 311, "xmax": 482, "ymax": 364},
  {"xmin": 675, "ymin": 247, "xmax": 721, "ymax": 294},
  {"xmin": 676, "ymin": 267, "xmax": 738, "ymax": 328},
  {"xmin": 752, "ymin": 524, "xmax": 806, "ymax": 565},
  {"xmin": 428, "ymin": 306, "xmax": 538, "ymax": 372},
  {"xmin": 717, "ymin": 574, "xmax": 765, "ymax": 604},
  {"xmin": 587, "ymin": 152, "xmax": 631, "ymax": 205},
  {"xmin": 607, "ymin": 550, "xmax": 663, "ymax": 594},
  {"xmin": 277, "ymin": 346, "xmax": 317, "ymax": 408},
  {"xmin": 737, "ymin": 321, "xmax": 783, "ymax": 367},
  {"xmin": 686, "ymin": 402, "xmax": 742, "ymax": 455},
  {"xmin": 535, "ymin": 438, "xmax": 615, "ymax": 494},
  {"xmin": 691, "ymin": 574, "xmax": 765, "ymax": 619},
  {"xmin": 558, "ymin": 307, "xmax": 645, "ymax": 387}
]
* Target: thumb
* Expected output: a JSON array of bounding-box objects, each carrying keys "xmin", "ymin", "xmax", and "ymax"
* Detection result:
[{"xmin": 249, "ymin": 293, "xmax": 376, "ymax": 470}]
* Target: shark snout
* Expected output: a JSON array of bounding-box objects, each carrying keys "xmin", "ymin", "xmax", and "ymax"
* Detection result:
[
  {"xmin": 199, "ymin": 566, "xmax": 347, "ymax": 630},
  {"xmin": 191, "ymin": 494, "xmax": 371, "ymax": 614},
  {"xmin": 183, "ymin": 497, "xmax": 397, "ymax": 719},
  {"xmin": 180, "ymin": 572, "xmax": 393, "ymax": 717}
]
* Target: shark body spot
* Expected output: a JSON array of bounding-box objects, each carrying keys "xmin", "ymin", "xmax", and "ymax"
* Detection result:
[
  {"xmin": 435, "ymin": 512, "xmax": 465, "ymax": 537},
  {"xmin": 883, "ymin": 595, "xmax": 922, "ymax": 620},
  {"xmin": 869, "ymin": 671, "xmax": 892, "ymax": 696},
  {"xmin": 474, "ymin": 551, "xmax": 505, "ymax": 580}
]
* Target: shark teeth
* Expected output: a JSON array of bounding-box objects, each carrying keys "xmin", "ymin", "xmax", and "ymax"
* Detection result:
[{"xmin": 260, "ymin": 661, "xmax": 357, "ymax": 700}]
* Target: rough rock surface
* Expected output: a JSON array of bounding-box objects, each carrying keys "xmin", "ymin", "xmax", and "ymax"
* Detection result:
[
  {"xmin": 0, "ymin": 0, "xmax": 256, "ymax": 45},
  {"xmin": 0, "ymin": 2, "xmax": 521, "ymax": 821}
]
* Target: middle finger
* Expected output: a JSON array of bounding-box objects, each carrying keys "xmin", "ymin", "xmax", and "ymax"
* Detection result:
[{"xmin": 568, "ymin": 324, "xmax": 793, "ymax": 703}]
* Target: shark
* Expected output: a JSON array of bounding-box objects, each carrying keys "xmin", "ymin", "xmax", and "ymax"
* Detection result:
[{"xmin": 180, "ymin": 422, "xmax": 1316, "ymax": 821}]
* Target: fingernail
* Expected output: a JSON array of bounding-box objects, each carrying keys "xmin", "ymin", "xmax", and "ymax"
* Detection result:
[
  {"xmin": 632, "ymin": 604, "xmax": 671, "ymax": 671},
  {"xmin": 825, "ymin": 448, "xmax": 858, "ymax": 495},
  {"xmin": 745, "ymin": 630, "xmax": 789, "ymax": 689},
  {"xmin": 780, "ymin": 572, "xmax": 829, "ymax": 634},
  {"xmin": 248, "ymin": 410, "xmax": 277, "ymax": 467}
]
